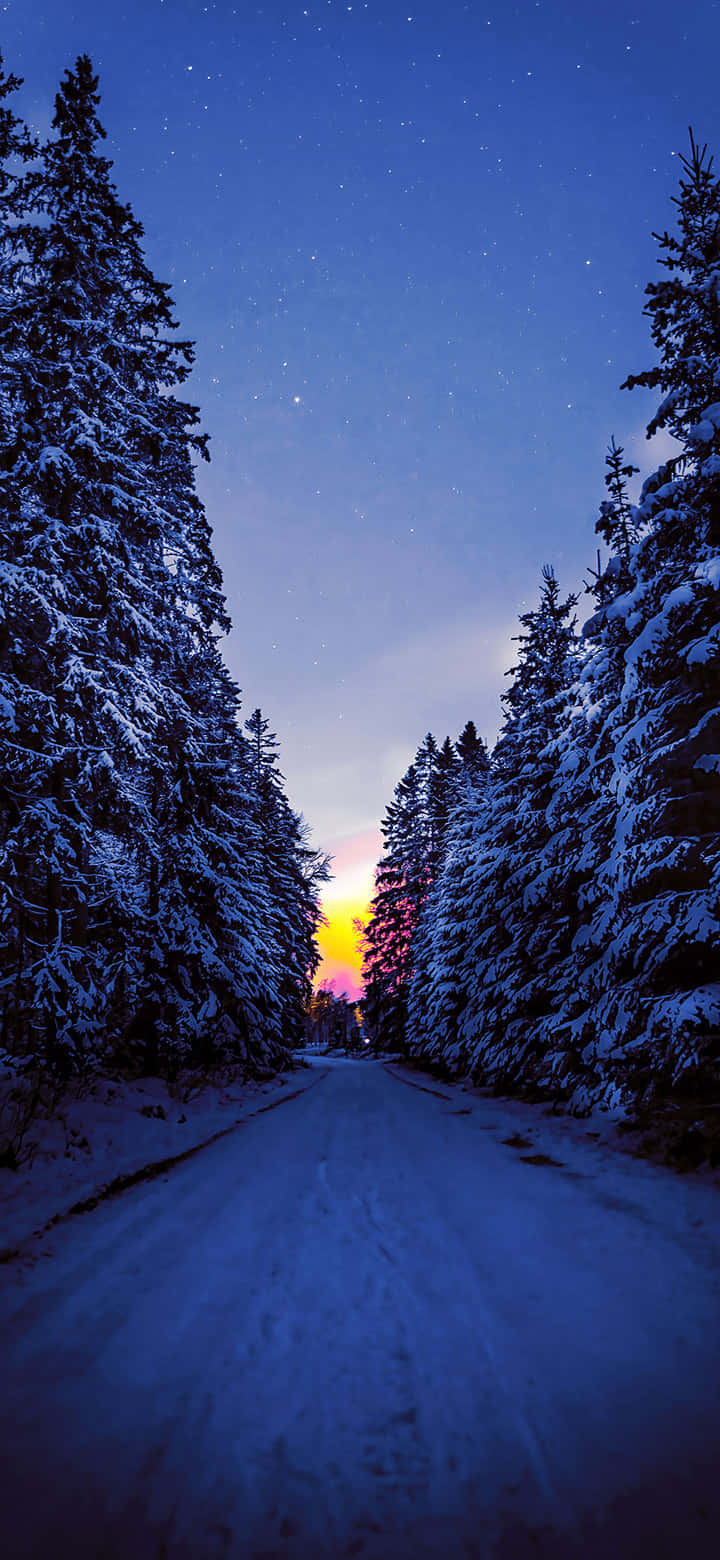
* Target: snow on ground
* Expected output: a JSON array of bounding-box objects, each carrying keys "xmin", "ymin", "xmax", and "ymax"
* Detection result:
[
  {"xmin": 0, "ymin": 1061, "xmax": 307, "ymax": 1253},
  {"xmin": 1, "ymin": 1056, "xmax": 720, "ymax": 1559}
]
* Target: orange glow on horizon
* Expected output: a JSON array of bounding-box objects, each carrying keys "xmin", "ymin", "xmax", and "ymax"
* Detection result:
[
  {"xmin": 312, "ymin": 828, "xmax": 381, "ymax": 1001},
  {"xmin": 315, "ymin": 894, "xmax": 368, "ymax": 1001}
]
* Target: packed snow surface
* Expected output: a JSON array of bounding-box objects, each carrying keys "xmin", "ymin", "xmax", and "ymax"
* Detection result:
[{"xmin": 1, "ymin": 1056, "xmax": 720, "ymax": 1559}]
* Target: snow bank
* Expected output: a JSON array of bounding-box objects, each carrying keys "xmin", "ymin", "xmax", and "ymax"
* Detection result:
[{"xmin": 0, "ymin": 1064, "xmax": 303, "ymax": 1253}]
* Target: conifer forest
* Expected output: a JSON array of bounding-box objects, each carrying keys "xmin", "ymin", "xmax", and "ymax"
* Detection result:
[
  {"xmin": 2, "ymin": 23, "xmax": 720, "ymax": 1560},
  {"xmin": 2, "ymin": 50, "xmax": 718, "ymax": 1138},
  {"xmin": 0, "ymin": 55, "xmax": 328, "ymax": 1089},
  {"xmin": 362, "ymin": 133, "xmax": 720, "ymax": 1145}
]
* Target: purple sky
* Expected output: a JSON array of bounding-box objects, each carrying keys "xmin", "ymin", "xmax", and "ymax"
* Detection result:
[{"xmin": 7, "ymin": 1, "xmax": 717, "ymax": 917}]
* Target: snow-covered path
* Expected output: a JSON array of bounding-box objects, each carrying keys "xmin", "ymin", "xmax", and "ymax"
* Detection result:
[{"xmin": 2, "ymin": 1057, "xmax": 720, "ymax": 1559}]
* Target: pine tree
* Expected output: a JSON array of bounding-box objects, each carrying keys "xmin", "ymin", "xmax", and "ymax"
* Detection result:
[
  {"xmin": 532, "ymin": 443, "xmax": 644, "ymax": 1107},
  {"xmin": 427, "ymin": 736, "xmax": 461, "ymax": 874},
  {"xmin": 0, "ymin": 54, "xmax": 39, "ymax": 1056},
  {"xmin": 376, "ymin": 136, "xmax": 720, "ymax": 1118},
  {"xmin": 584, "ymin": 132, "xmax": 720, "ymax": 1102},
  {"xmin": 448, "ymin": 569, "xmax": 578, "ymax": 1087},
  {"xmin": 0, "ymin": 55, "xmax": 227, "ymax": 1069},
  {"xmin": 363, "ymin": 726, "xmax": 484, "ymax": 1054},
  {"xmin": 403, "ymin": 574, "xmax": 578, "ymax": 1087},
  {"xmin": 594, "ymin": 438, "xmax": 639, "ymax": 575},
  {"xmin": 455, "ymin": 719, "xmax": 490, "ymax": 783},
  {"xmin": 361, "ymin": 759, "xmax": 426, "ymax": 1052},
  {"xmin": 0, "ymin": 59, "xmax": 144, "ymax": 1066},
  {"xmin": 0, "ymin": 57, "xmax": 322, "ymax": 1077},
  {"xmin": 407, "ymin": 725, "xmax": 490, "ymax": 1070},
  {"xmin": 243, "ymin": 707, "xmax": 329, "ymax": 1049}
]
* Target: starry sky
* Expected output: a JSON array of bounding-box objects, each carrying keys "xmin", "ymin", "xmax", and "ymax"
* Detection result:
[{"xmin": 7, "ymin": 0, "xmax": 718, "ymax": 994}]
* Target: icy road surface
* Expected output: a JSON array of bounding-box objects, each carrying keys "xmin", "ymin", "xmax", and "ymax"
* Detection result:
[{"xmin": 2, "ymin": 1057, "xmax": 720, "ymax": 1560}]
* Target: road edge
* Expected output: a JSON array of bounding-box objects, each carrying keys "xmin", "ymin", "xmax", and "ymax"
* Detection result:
[{"xmin": 0, "ymin": 1067, "xmax": 330, "ymax": 1266}]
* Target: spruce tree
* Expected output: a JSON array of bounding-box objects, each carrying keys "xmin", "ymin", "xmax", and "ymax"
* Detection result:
[
  {"xmin": 0, "ymin": 57, "xmax": 323, "ymax": 1076},
  {"xmin": 586, "ymin": 132, "xmax": 720, "ymax": 1102},
  {"xmin": 243, "ymin": 707, "xmax": 329, "ymax": 1049},
  {"xmin": 534, "ymin": 444, "xmax": 643, "ymax": 1107},
  {"xmin": 0, "ymin": 54, "xmax": 221, "ymax": 1069},
  {"xmin": 449, "ymin": 569, "xmax": 577, "ymax": 1087},
  {"xmin": 363, "ymin": 728, "xmax": 481, "ymax": 1053},
  {"xmin": 455, "ymin": 719, "xmax": 490, "ymax": 782},
  {"xmin": 407, "ymin": 724, "xmax": 490, "ymax": 1069},
  {"xmin": 403, "ymin": 574, "xmax": 577, "ymax": 1087},
  {"xmin": 0, "ymin": 54, "xmax": 39, "ymax": 1055},
  {"xmin": 361, "ymin": 759, "xmax": 425, "ymax": 1051},
  {"xmin": 380, "ymin": 135, "xmax": 720, "ymax": 1116}
]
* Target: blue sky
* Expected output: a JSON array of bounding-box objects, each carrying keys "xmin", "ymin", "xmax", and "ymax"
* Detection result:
[{"xmin": 7, "ymin": 1, "xmax": 718, "ymax": 894}]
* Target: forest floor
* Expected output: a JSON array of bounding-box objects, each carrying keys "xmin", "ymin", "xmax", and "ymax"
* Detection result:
[{"xmin": 1, "ymin": 1054, "xmax": 719, "ymax": 1559}]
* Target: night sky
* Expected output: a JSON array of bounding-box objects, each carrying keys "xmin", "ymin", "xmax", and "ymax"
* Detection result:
[{"xmin": 8, "ymin": 1, "xmax": 718, "ymax": 993}]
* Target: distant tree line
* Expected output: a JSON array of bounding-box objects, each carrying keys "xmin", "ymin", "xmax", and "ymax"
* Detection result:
[
  {"xmin": 362, "ymin": 134, "xmax": 720, "ymax": 1119},
  {"xmin": 360, "ymin": 723, "xmax": 489, "ymax": 1052},
  {"xmin": 305, "ymin": 986, "xmax": 363, "ymax": 1052},
  {"xmin": 0, "ymin": 55, "xmax": 327, "ymax": 1080}
]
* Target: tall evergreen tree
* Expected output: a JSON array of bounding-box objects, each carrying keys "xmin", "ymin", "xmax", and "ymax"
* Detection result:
[
  {"xmin": 446, "ymin": 569, "xmax": 578, "ymax": 1085},
  {"xmin": 404, "ymin": 135, "xmax": 720, "ymax": 1115},
  {"xmin": 407, "ymin": 724, "xmax": 490, "ymax": 1068},
  {"xmin": 583, "ymin": 131, "xmax": 720, "ymax": 1101},
  {"xmin": 455, "ymin": 719, "xmax": 490, "ymax": 782},
  {"xmin": 0, "ymin": 54, "xmax": 226, "ymax": 1068},
  {"xmin": 533, "ymin": 443, "xmax": 644, "ymax": 1105},
  {"xmin": 361, "ymin": 758, "xmax": 426, "ymax": 1052},
  {"xmin": 363, "ymin": 726, "xmax": 485, "ymax": 1054},
  {"xmin": 0, "ymin": 54, "xmax": 39, "ymax": 1054},
  {"xmin": 243, "ymin": 707, "xmax": 329, "ymax": 1048},
  {"xmin": 594, "ymin": 437, "xmax": 639, "ymax": 577},
  {"xmin": 0, "ymin": 56, "xmax": 325, "ymax": 1075}
]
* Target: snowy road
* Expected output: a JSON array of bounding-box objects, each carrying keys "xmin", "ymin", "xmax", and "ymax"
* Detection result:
[{"xmin": 2, "ymin": 1057, "xmax": 720, "ymax": 1559}]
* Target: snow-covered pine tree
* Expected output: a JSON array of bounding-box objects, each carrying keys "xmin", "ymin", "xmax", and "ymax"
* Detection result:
[
  {"xmin": 362, "ymin": 729, "xmax": 475, "ymax": 1053},
  {"xmin": 0, "ymin": 56, "xmax": 317, "ymax": 1077},
  {"xmin": 438, "ymin": 568, "xmax": 577, "ymax": 1089},
  {"xmin": 426, "ymin": 736, "xmax": 461, "ymax": 875},
  {"xmin": 455, "ymin": 719, "xmax": 490, "ymax": 783},
  {"xmin": 0, "ymin": 58, "xmax": 139, "ymax": 1067},
  {"xmin": 361, "ymin": 747, "xmax": 437, "ymax": 1053},
  {"xmin": 594, "ymin": 437, "xmax": 640, "ymax": 582},
  {"xmin": 0, "ymin": 54, "xmax": 231, "ymax": 1070},
  {"xmin": 243, "ymin": 708, "xmax": 329, "ymax": 1050},
  {"xmin": 406, "ymin": 723, "xmax": 490, "ymax": 1069},
  {"xmin": 371, "ymin": 135, "xmax": 720, "ymax": 1114},
  {"xmin": 361, "ymin": 771, "xmax": 418, "ymax": 1053},
  {"xmin": 584, "ymin": 132, "xmax": 720, "ymax": 1104},
  {"xmin": 528, "ymin": 442, "xmax": 643, "ymax": 1107},
  {"xmin": 0, "ymin": 53, "xmax": 39, "ymax": 1055}
]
